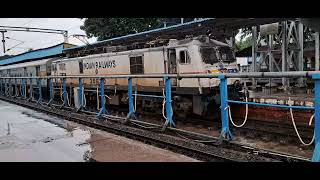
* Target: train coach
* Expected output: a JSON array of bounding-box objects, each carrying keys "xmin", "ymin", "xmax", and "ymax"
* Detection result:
[
  {"xmin": 0, "ymin": 58, "xmax": 56, "ymax": 99},
  {"xmin": 51, "ymin": 36, "xmax": 240, "ymax": 118}
]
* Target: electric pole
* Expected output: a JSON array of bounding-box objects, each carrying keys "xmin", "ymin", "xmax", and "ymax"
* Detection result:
[
  {"xmin": 0, "ymin": 30, "xmax": 7, "ymax": 53},
  {"xmin": 0, "ymin": 26, "xmax": 68, "ymax": 54}
]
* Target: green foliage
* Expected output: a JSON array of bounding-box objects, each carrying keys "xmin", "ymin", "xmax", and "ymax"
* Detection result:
[
  {"xmin": 80, "ymin": 18, "xmax": 164, "ymax": 41},
  {"xmin": 80, "ymin": 18, "xmax": 202, "ymax": 41},
  {"xmin": 236, "ymin": 35, "xmax": 252, "ymax": 51}
]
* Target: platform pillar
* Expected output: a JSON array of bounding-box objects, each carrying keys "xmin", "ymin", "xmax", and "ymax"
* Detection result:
[
  {"xmin": 127, "ymin": 77, "xmax": 136, "ymax": 120},
  {"xmin": 312, "ymin": 74, "xmax": 320, "ymax": 162},
  {"xmin": 219, "ymin": 75, "xmax": 233, "ymax": 140},
  {"xmin": 165, "ymin": 76, "xmax": 175, "ymax": 127},
  {"xmin": 37, "ymin": 78, "xmax": 42, "ymax": 104},
  {"xmin": 97, "ymin": 78, "xmax": 106, "ymax": 118}
]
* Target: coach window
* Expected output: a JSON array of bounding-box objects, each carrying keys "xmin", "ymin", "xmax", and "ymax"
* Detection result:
[
  {"xmin": 179, "ymin": 50, "xmax": 191, "ymax": 64},
  {"xmin": 130, "ymin": 55, "xmax": 144, "ymax": 74},
  {"xmin": 79, "ymin": 60, "xmax": 84, "ymax": 74}
]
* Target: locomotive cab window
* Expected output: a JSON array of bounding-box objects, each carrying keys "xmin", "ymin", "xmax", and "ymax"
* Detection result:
[
  {"xmin": 179, "ymin": 50, "xmax": 191, "ymax": 64},
  {"xmin": 129, "ymin": 55, "xmax": 144, "ymax": 74},
  {"xmin": 200, "ymin": 47, "xmax": 219, "ymax": 65}
]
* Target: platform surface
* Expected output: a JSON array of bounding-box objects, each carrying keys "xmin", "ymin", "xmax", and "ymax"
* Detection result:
[{"xmin": 0, "ymin": 100, "xmax": 199, "ymax": 162}]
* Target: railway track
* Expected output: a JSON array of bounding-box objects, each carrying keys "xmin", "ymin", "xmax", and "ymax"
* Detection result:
[{"xmin": 0, "ymin": 95, "xmax": 311, "ymax": 162}]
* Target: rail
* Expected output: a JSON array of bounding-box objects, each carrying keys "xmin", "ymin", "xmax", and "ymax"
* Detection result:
[
  {"xmin": 0, "ymin": 71, "xmax": 319, "ymax": 162},
  {"xmin": 0, "ymin": 71, "xmax": 318, "ymax": 79}
]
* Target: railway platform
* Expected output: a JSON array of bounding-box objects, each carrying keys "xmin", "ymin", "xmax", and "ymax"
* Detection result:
[{"xmin": 0, "ymin": 99, "xmax": 198, "ymax": 162}]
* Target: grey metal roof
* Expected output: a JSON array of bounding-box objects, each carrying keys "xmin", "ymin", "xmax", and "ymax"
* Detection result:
[{"xmin": 64, "ymin": 18, "xmax": 291, "ymax": 53}]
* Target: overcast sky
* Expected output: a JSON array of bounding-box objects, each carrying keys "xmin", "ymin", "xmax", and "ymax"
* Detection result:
[
  {"xmin": 0, "ymin": 18, "xmax": 97, "ymax": 56},
  {"xmin": 0, "ymin": 18, "xmax": 244, "ymax": 57}
]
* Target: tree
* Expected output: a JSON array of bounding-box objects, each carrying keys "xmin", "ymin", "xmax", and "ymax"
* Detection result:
[
  {"xmin": 80, "ymin": 18, "xmax": 200, "ymax": 41},
  {"xmin": 236, "ymin": 28, "xmax": 252, "ymax": 51},
  {"xmin": 80, "ymin": 18, "xmax": 165, "ymax": 41}
]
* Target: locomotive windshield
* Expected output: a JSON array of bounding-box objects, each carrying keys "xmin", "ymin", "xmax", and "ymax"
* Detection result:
[
  {"xmin": 200, "ymin": 46, "xmax": 235, "ymax": 65},
  {"xmin": 200, "ymin": 47, "xmax": 219, "ymax": 65},
  {"xmin": 218, "ymin": 47, "xmax": 236, "ymax": 62}
]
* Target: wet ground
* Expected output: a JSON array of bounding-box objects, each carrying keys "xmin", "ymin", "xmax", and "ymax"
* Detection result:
[{"xmin": 0, "ymin": 100, "xmax": 199, "ymax": 162}]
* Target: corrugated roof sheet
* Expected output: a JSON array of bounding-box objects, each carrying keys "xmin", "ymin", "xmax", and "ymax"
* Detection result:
[
  {"xmin": 0, "ymin": 43, "xmax": 70, "ymax": 66},
  {"xmin": 63, "ymin": 18, "xmax": 213, "ymax": 52},
  {"xmin": 63, "ymin": 18, "xmax": 291, "ymax": 53}
]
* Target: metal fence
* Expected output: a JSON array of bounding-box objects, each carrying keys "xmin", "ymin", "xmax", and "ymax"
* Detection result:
[{"xmin": 0, "ymin": 71, "xmax": 319, "ymax": 161}]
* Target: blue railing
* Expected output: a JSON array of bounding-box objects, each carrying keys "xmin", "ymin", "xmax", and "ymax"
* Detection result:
[{"xmin": 0, "ymin": 71, "xmax": 319, "ymax": 161}]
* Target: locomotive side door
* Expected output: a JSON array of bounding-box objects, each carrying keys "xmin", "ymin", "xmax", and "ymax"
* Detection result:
[{"xmin": 167, "ymin": 49, "xmax": 177, "ymax": 86}]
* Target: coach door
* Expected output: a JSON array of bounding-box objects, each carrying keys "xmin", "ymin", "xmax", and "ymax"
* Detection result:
[{"xmin": 167, "ymin": 49, "xmax": 177, "ymax": 86}]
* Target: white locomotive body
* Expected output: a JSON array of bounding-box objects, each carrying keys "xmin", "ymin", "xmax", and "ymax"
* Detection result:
[
  {"xmin": 0, "ymin": 36, "xmax": 240, "ymax": 118},
  {"xmin": 51, "ymin": 37, "xmax": 238, "ymax": 93},
  {"xmin": 50, "ymin": 37, "xmax": 239, "ymax": 117}
]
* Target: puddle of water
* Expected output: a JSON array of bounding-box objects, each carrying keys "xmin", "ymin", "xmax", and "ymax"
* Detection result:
[{"xmin": 0, "ymin": 100, "xmax": 93, "ymax": 162}]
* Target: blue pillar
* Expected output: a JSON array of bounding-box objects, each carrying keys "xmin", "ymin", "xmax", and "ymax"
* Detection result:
[
  {"xmin": 9, "ymin": 78, "xmax": 11, "ymax": 96},
  {"xmin": 9, "ymin": 79, "xmax": 12, "ymax": 97},
  {"xmin": 48, "ymin": 78, "xmax": 54, "ymax": 105},
  {"xmin": 1, "ymin": 79, "xmax": 3, "ymax": 95},
  {"xmin": 62, "ymin": 78, "xmax": 68, "ymax": 107},
  {"xmin": 37, "ymin": 78, "xmax": 42, "ymax": 104},
  {"xmin": 22, "ymin": 79, "xmax": 26, "ymax": 98},
  {"xmin": 6, "ymin": 79, "xmax": 10, "ymax": 96},
  {"xmin": 0, "ymin": 79, "xmax": 2, "ymax": 95},
  {"xmin": 4, "ymin": 79, "xmax": 7, "ymax": 96},
  {"xmin": 7, "ymin": 79, "xmax": 10, "ymax": 96},
  {"xmin": 2, "ymin": 79, "xmax": 4, "ymax": 95},
  {"xmin": 165, "ymin": 76, "xmax": 175, "ymax": 127},
  {"xmin": 97, "ymin": 78, "xmax": 106, "ymax": 118},
  {"xmin": 78, "ymin": 78, "xmax": 83, "ymax": 110},
  {"xmin": 127, "ymin": 77, "xmax": 136, "ymax": 120},
  {"xmin": 312, "ymin": 74, "xmax": 320, "ymax": 162},
  {"xmin": 29, "ymin": 78, "xmax": 33, "ymax": 100},
  {"xmin": 219, "ymin": 75, "xmax": 233, "ymax": 140},
  {"xmin": 19, "ymin": 79, "xmax": 22, "ymax": 97}
]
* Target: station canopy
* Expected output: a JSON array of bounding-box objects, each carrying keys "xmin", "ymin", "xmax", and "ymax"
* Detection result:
[{"xmin": 64, "ymin": 18, "xmax": 293, "ymax": 54}]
